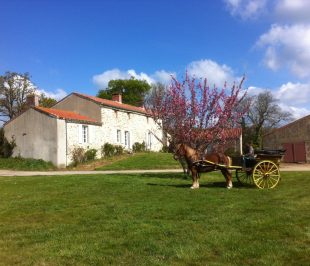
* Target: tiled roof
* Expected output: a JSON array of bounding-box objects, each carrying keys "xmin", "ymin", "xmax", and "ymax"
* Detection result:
[
  {"xmin": 73, "ymin": 92, "xmax": 151, "ymax": 115},
  {"xmin": 34, "ymin": 106, "xmax": 101, "ymax": 125}
]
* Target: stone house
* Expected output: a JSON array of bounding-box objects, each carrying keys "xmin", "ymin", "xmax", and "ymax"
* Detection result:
[
  {"xmin": 263, "ymin": 114, "xmax": 310, "ymax": 163},
  {"xmin": 4, "ymin": 93, "xmax": 164, "ymax": 167}
]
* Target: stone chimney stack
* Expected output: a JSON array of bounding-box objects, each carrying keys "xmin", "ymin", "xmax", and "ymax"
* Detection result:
[
  {"xmin": 26, "ymin": 94, "xmax": 39, "ymax": 107},
  {"xmin": 112, "ymin": 93, "xmax": 122, "ymax": 103}
]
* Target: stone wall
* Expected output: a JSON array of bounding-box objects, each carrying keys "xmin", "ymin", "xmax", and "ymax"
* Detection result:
[
  {"xmin": 66, "ymin": 122, "xmax": 103, "ymax": 165},
  {"xmin": 100, "ymin": 108, "xmax": 163, "ymax": 151},
  {"xmin": 65, "ymin": 108, "xmax": 163, "ymax": 165}
]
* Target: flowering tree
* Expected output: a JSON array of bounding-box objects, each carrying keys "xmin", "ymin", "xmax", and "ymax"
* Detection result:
[{"xmin": 146, "ymin": 74, "xmax": 248, "ymax": 152}]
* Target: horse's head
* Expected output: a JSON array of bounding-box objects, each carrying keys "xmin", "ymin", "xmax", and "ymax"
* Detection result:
[{"xmin": 173, "ymin": 143, "xmax": 187, "ymax": 161}]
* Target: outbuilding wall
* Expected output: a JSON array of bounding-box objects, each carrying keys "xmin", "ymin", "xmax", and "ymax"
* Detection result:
[
  {"xmin": 263, "ymin": 115, "xmax": 310, "ymax": 163},
  {"xmin": 4, "ymin": 109, "xmax": 61, "ymax": 166}
]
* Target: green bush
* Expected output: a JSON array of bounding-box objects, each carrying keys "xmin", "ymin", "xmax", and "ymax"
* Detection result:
[
  {"xmin": 132, "ymin": 142, "xmax": 146, "ymax": 153},
  {"xmin": 102, "ymin": 143, "xmax": 124, "ymax": 157},
  {"xmin": 0, "ymin": 128, "xmax": 16, "ymax": 158},
  {"xmin": 102, "ymin": 143, "xmax": 115, "ymax": 157},
  {"xmin": 114, "ymin": 145, "xmax": 124, "ymax": 156},
  {"xmin": 85, "ymin": 149, "xmax": 97, "ymax": 161}
]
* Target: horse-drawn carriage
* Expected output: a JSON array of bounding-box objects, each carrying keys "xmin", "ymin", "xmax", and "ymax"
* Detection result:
[
  {"xmin": 174, "ymin": 143, "xmax": 286, "ymax": 190},
  {"xmin": 193, "ymin": 149, "xmax": 286, "ymax": 189}
]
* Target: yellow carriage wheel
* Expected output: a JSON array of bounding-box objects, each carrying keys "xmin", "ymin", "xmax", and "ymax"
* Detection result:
[
  {"xmin": 252, "ymin": 160, "xmax": 281, "ymax": 189},
  {"xmin": 236, "ymin": 169, "xmax": 254, "ymax": 186}
]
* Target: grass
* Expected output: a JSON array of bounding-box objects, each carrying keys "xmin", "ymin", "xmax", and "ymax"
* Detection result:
[
  {"xmin": 0, "ymin": 171, "xmax": 309, "ymax": 265},
  {"xmin": 0, "ymin": 157, "xmax": 55, "ymax": 171},
  {"xmin": 96, "ymin": 152, "xmax": 181, "ymax": 170}
]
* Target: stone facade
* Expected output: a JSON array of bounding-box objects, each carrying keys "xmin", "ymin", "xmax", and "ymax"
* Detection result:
[{"xmin": 263, "ymin": 115, "xmax": 310, "ymax": 163}]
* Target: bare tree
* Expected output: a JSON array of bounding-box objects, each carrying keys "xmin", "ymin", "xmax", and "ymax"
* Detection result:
[
  {"xmin": 241, "ymin": 91, "xmax": 292, "ymax": 147},
  {"xmin": 0, "ymin": 72, "xmax": 35, "ymax": 122}
]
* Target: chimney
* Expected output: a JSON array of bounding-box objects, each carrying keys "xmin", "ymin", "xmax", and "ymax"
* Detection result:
[
  {"xmin": 26, "ymin": 94, "xmax": 39, "ymax": 107},
  {"xmin": 112, "ymin": 93, "xmax": 122, "ymax": 103}
]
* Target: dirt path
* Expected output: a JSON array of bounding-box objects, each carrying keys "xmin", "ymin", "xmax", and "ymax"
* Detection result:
[
  {"xmin": 0, "ymin": 169, "xmax": 182, "ymax": 177},
  {"xmin": 0, "ymin": 163, "xmax": 309, "ymax": 177}
]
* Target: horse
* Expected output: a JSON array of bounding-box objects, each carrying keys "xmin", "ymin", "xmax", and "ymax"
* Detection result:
[{"xmin": 173, "ymin": 143, "xmax": 233, "ymax": 189}]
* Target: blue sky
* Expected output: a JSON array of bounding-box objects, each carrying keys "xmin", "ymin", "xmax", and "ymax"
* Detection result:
[{"xmin": 1, "ymin": 0, "xmax": 310, "ymax": 119}]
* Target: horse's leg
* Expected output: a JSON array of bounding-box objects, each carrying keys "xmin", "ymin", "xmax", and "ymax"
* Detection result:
[
  {"xmin": 190, "ymin": 168, "xmax": 199, "ymax": 189},
  {"xmin": 221, "ymin": 169, "xmax": 233, "ymax": 189}
]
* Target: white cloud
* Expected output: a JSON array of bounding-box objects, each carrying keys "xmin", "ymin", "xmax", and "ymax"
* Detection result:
[
  {"xmin": 92, "ymin": 68, "xmax": 175, "ymax": 88},
  {"xmin": 36, "ymin": 88, "xmax": 67, "ymax": 100},
  {"xmin": 92, "ymin": 60, "xmax": 239, "ymax": 91},
  {"xmin": 246, "ymin": 86, "xmax": 268, "ymax": 96},
  {"xmin": 275, "ymin": 0, "xmax": 310, "ymax": 23},
  {"xmin": 274, "ymin": 82, "xmax": 310, "ymax": 105},
  {"xmin": 256, "ymin": 24, "xmax": 310, "ymax": 78},
  {"xmin": 246, "ymin": 83, "xmax": 310, "ymax": 119},
  {"xmin": 278, "ymin": 103, "xmax": 310, "ymax": 120},
  {"xmin": 224, "ymin": 0, "xmax": 267, "ymax": 20},
  {"xmin": 152, "ymin": 70, "xmax": 176, "ymax": 84},
  {"xmin": 187, "ymin": 59, "xmax": 238, "ymax": 87},
  {"xmin": 274, "ymin": 82, "xmax": 310, "ymax": 119}
]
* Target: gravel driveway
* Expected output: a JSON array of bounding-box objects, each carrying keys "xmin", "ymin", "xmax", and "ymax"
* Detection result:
[{"xmin": 0, "ymin": 163, "xmax": 309, "ymax": 176}]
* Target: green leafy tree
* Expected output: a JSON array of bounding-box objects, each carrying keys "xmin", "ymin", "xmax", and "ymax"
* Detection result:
[
  {"xmin": 39, "ymin": 93, "xmax": 57, "ymax": 108},
  {"xmin": 0, "ymin": 72, "xmax": 35, "ymax": 122},
  {"xmin": 0, "ymin": 128, "xmax": 15, "ymax": 158},
  {"xmin": 97, "ymin": 78, "xmax": 151, "ymax": 106}
]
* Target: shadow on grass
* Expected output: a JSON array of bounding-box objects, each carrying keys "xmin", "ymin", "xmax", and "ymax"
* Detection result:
[
  {"xmin": 147, "ymin": 181, "xmax": 252, "ymax": 189},
  {"xmin": 138, "ymin": 173, "xmax": 188, "ymax": 179}
]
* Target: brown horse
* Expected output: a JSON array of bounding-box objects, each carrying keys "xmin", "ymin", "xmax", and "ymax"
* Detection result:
[{"xmin": 173, "ymin": 143, "xmax": 233, "ymax": 189}]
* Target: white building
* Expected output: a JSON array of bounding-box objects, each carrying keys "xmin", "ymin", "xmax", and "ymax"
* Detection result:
[{"xmin": 4, "ymin": 93, "xmax": 164, "ymax": 167}]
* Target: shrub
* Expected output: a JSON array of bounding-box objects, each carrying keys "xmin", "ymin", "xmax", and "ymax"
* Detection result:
[
  {"xmin": 102, "ymin": 143, "xmax": 115, "ymax": 157},
  {"xmin": 0, "ymin": 128, "xmax": 16, "ymax": 158},
  {"xmin": 132, "ymin": 142, "xmax": 146, "ymax": 153},
  {"xmin": 85, "ymin": 149, "xmax": 97, "ymax": 161},
  {"xmin": 114, "ymin": 145, "xmax": 124, "ymax": 156},
  {"xmin": 71, "ymin": 147, "xmax": 86, "ymax": 166},
  {"xmin": 101, "ymin": 143, "xmax": 124, "ymax": 157}
]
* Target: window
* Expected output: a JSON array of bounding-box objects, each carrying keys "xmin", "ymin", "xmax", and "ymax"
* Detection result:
[
  {"xmin": 82, "ymin": 125, "xmax": 88, "ymax": 143},
  {"xmin": 124, "ymin": 131, "xmax": 130, "ymax": 149},
  {"xmin": 147, "ymin": 131, "xmax": 152, "ymax": 149},
  {"xmin": 117, "ymin": 130, "xmax": 121, "ymax": 143}
]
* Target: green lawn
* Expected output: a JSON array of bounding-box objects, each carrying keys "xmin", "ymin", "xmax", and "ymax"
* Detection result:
[
  {"xmin": 0, "ymin": 171, "xmax": 309, "ymax": 265},
  {"xmin": 96, "ymin": 152, "xmax": 181, "ymax": 170}
]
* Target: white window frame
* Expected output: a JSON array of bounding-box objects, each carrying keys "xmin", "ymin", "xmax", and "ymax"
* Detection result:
[
  {"xmin": 147, "ymin": 131, "xmax": 152, "ymax": 149},
  {"xmin": 124, "ymin": 131, "xmax": 130, "ymax": 149},
  {"xmin": 117, "ymin": 129, "xmax": 121, "ymax": 143},
  {"xmin": 82, "ymin": 125, "xmax": 88, "ymax": 143}
]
